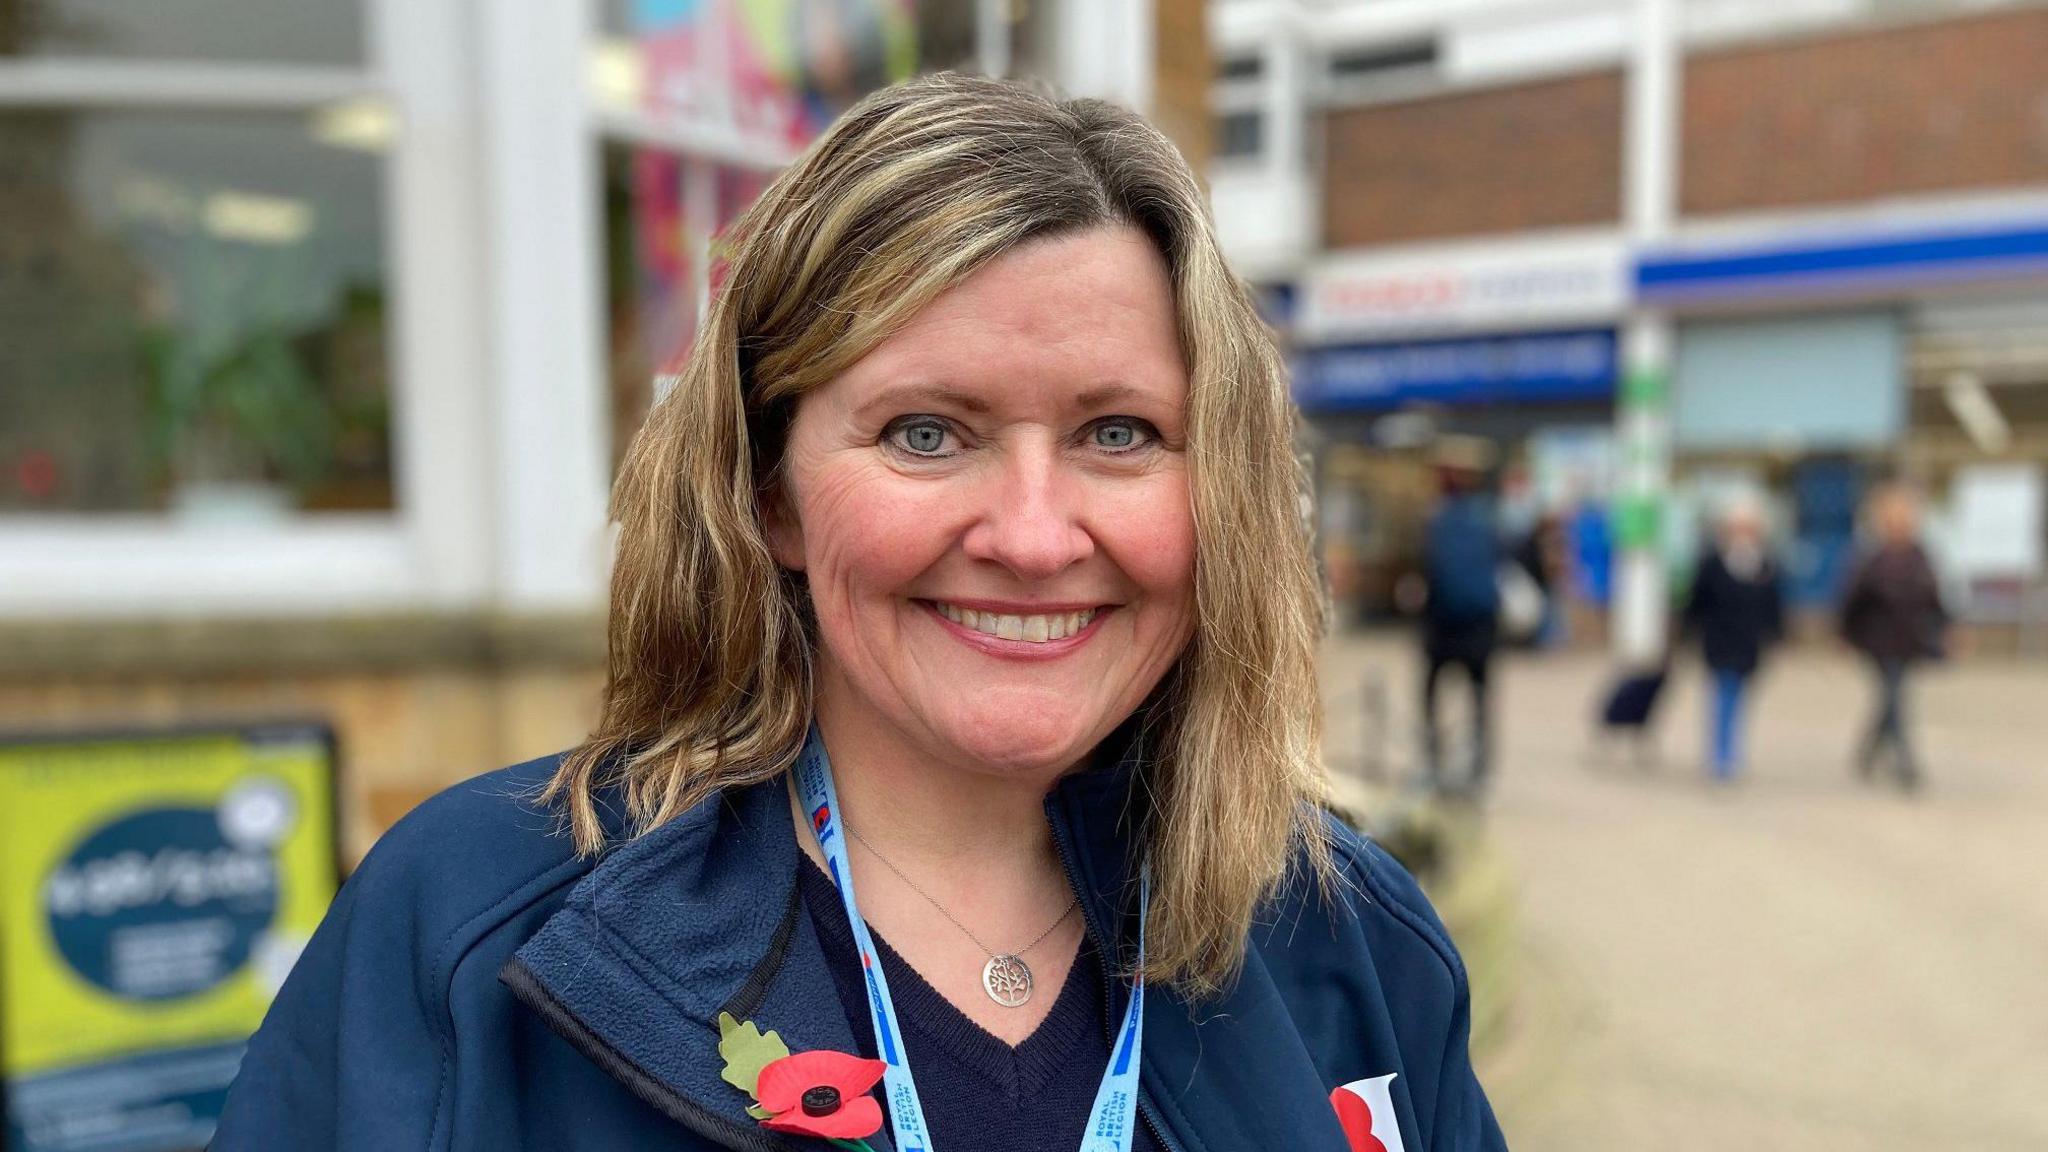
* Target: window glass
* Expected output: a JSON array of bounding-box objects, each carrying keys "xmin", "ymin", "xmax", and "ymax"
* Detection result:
[
  {"xmin": 610, "ymin": 0, "xmax": 917, "ymax": 146},
  {"xmin": 1217, "ymin": 109, "xmax": 1263, "ymax": 159},
  {"xmin": 914, "ymin": 0, "xmax": 976, "ymax": 75},
  {"xmin": 1217, "ymin": 54, "xmax": 1262, "ymax": 83},
  {"xmin": 0, "ymin": 108, "xmax": 393, "ymax": 515},
  {"xmin": 600, "ymin": 1, "xmax": 928, "ymax": 471},
  {"xmin": 0, "ymin": 0, "xmax": 363, "ymax": 65},
  {"xmin": 603, "ymin": 144, "xmax": 778, "ymax": 473},
  {"xmin": 604, "ymin": 143, "xmax": 690, "ymax": 473}
]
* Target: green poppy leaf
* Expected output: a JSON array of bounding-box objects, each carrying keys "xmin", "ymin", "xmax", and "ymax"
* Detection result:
[{"xmin": 717, "ymin": 1011, "xmax": 791, "ymax": 1098}]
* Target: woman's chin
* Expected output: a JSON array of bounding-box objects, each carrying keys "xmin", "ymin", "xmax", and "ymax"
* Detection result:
[{"xmin": 927, "ymin": 717, "xmax": 1102, "ymax": 783}]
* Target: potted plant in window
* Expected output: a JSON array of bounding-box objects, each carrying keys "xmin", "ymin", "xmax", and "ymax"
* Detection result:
[{"xmin": 141, "ymin": 319, "xmax": 335, "ymax": 522}]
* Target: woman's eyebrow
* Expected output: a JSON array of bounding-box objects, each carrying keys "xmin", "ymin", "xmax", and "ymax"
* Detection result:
[
  {"xmin": 852, "ymin": 382, "xmax": 993, "ymax": 417},
  {"xmin": 1073, "ymin": 382, "xmax": 1146, "ymax": 409},
  {"xmin": 850, "ymin": 380, "xmax": 1165, "ymax": 419}
]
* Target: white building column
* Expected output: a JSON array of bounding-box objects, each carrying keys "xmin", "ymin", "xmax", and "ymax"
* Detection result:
[
  {"xmin": 1050, "ymin": 0, "xmax": 1155, "ymax": 112},
  {"xmin": 1261, "ymin": 18, "xmax": 1306, "ymax": 187},
  {"xmin": 374, "ymin": 0, "xmax": 493, "ymax": 609},
  {"xmin": 1615, "ymin": 0, "xmax": 1680, "ymax": 667},
  {"xmin": 473, "ymin": 0, "xmax": 612, "ymax": 614},
  {"xmin": 976, "ymin": 0, "xmax": 1013, "ymax": 80}
]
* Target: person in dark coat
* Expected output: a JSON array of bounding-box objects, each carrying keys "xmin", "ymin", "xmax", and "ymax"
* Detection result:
[
  {"xmin": 1839, "ymin": 484, "xmax": 1950, "ymax": 790},
  {"xmin": 1419, "ymin": 438, "xmax": 1502, "ymax": 798},
  {"xmin": 1682, "ymin": 499, "xmax": 1786, "ymax": 781}
]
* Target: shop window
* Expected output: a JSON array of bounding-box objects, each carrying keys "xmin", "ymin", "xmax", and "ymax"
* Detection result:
[
  {"xmin": 0, "ymin": 108, "xmax": 392, "ymax": 515},
  {"xmin": 604, "ymin": 143, "xmax": 688, "ymax": 471},
  {"xmin": 0, "ymin": 0, "xmax": 363, "ymax": 65},
  {"xmin": 914, "ymin": 0, "xmax": 978, "ymax": 75},
  {"xmin": 603, "ymin": 144, "xmax": 778, "ymax": 472},
  {"xmin": 1217, "ymin": 109, "xmax": 1262, "ymax": 160},
  {"xmin": 596, "ymin": 0, "xmax": 635, "ymax": 38},
  {"xmin": 598, "ymin": 1, "xmax": 923, "ymax": 473},
  {"xmin": 1217, "ymin": 54, "xmax": 1262, "ymax": 83},
  {"xmin": 1327, "ymin": 40, "xmax": 1437, "ymax": 83},
  {"xmin": 1673, "ymin": 311, "xmax": 1904, "ymax": 452},
  {"xmin": 611, "ymin": 0, "xmax": 917, "ymax": 145}
]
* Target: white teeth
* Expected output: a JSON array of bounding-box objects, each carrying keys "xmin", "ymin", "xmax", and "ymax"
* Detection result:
[{"xmin": 931, "ymin": 602, "xmax": 1097, "ymax": 644}]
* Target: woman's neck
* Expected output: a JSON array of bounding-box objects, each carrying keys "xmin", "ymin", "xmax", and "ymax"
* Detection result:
[
  {"xmin": 809, "ymin": 688, "xmax": 1064, "ymax": 871},
  {"xmin": 793, "ymin": 685, "xmax": 1092, "ymax": 1046}
]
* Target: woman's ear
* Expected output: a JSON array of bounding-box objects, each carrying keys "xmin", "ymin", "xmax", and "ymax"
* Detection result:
[{"xmin": 762, "ymin": 484, "xmax": 807, "ymax": 572}]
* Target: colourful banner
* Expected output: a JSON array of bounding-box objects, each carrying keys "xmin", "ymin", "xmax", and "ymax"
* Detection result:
[{"xmin": 0, "ymin": 725, "xmax": 338, "ymax": 1152}]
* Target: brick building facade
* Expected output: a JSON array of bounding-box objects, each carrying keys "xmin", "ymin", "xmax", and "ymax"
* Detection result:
[
  {"xmin": 1324, "ymin": 71, "xmax": 1623, "ymax": 247},
  {"xmin": 1321, "ymin": 7, "xmax": 2048, "ymax": 242},
  {"xmin": 1682, "ymin": 7, "xmax": 2048, "ymax": 215}
]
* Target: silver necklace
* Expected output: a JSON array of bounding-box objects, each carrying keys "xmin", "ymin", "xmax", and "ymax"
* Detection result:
[{"xmin": 845, "ymin": 823, "xmax": 1077, "ymax": 1008}]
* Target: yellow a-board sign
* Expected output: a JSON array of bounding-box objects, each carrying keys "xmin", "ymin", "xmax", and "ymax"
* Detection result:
[{"xmin": 0, "ymin": 725, "xmax": 338, "ymax": 1152}]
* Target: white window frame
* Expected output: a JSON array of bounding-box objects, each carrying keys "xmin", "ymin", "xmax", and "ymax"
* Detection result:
[{"xmin": 0, "ymin": 0, "xmax": 612, "ymax": 618}]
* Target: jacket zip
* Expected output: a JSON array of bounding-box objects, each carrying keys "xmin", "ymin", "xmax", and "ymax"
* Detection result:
[{"xmin": 1046, "ymin": 803, "xmax": 1186, "ymax": 1152}]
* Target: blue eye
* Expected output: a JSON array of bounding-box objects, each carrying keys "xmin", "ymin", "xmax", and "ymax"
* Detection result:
[
  {"xmin": 1091, "ymin": 418, "xmax": 1154, "ymax": 452},
  {"xmin": 886, "ymin": 417, "xmax": 954, "ymax": 457}
]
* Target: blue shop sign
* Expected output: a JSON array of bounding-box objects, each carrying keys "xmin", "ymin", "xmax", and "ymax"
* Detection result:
[
  {"xmin": 1292, "ymin": 328, "xmax": 1618, "ymax": 412},
  {"xmin": 1637, "ymin": 218, "xmax": 2048, "ymax": 305}
]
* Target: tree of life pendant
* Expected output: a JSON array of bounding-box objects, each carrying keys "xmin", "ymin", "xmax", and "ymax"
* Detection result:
[{"xmin": 982, "ymin": 954, "xmax": 1033, "ymax": 1007}]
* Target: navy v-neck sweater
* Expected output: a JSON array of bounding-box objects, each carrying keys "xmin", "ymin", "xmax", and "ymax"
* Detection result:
[{"xmin": 797, "ymin": 858, "xmax": 1166, "ymax": 1152}]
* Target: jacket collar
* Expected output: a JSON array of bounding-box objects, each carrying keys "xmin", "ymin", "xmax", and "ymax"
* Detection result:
[
  {"xmin": 503, "ymin": 776, "xmax": 856, "ymax": 1150},
  {"xmin": 502, "ymin": 743, "xmax": 1349, "ymax": 1152}
]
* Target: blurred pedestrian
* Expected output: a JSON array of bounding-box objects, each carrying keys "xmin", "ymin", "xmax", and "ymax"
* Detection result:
[
  {"xmin": 1839, "ymin": 484, "xmax": 1950, "ymax": 791},
  {"xmin": 1512, "ymin": 511, "xmax": 1567, "ymax": 648},
  {"xmin": 1682, "ymin": 497, "xmax": 1786, "ymax": 782},
  {"xmin": 1420, "ymin": 437, "xmax": 1502, "ymax": 798},
  {"xmin": 1568, "ymin": 494, "xmax": 1612, "ymax": 610}
]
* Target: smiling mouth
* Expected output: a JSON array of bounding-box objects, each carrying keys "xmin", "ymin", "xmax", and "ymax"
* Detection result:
[{"xmin": 924, "ymin": 601, "xmax": 1102, "ymax": 643}]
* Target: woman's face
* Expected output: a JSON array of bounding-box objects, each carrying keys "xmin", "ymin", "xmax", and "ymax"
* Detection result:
[{"xmin": 770, "ymin": 226, "xmax": 1197, "ymax": 782}]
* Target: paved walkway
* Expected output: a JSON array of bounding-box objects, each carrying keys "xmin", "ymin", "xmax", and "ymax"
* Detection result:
[{"xmin": 1320, "ymin": 634, "xmax": 2048, "ymax": 1152}]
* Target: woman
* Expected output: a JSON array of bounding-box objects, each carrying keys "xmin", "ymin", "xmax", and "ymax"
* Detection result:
[
  {"xmin": 1839, "ymin": 484, "xmax": 1948, "ymax": 791},
  {"xmin": 1683, "ymin": 498, "xmax": 1785, "ymax": 781},
  {"xmin": 215, "ymin": 75, "xmax": 1504, "ymax": 1152}
]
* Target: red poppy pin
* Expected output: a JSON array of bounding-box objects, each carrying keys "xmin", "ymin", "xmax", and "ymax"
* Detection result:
[{"xmin": 718, "ymin": 1011, "xmax": 887, "ymax": 1150}]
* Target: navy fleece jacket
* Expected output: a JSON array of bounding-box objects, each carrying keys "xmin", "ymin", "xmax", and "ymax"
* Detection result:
[{"xmin": 214, "ymin": 752, "xmax": 1507, "ymax": 1151}]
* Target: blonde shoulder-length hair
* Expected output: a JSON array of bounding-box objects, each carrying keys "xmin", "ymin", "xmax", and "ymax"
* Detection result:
[{"xmin": 546, "ymin": 72, "xmax": 1329, "ymax": 998}]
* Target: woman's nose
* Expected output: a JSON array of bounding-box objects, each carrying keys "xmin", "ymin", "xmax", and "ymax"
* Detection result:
[{"xmin": 959, "ymin": 445, "xmax": 1096, "ymax": 581}]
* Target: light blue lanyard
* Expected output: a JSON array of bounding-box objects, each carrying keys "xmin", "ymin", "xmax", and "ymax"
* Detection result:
[{"xmin": 793, "ymin": 727, "xmax": 1149, "ymax": 1152}]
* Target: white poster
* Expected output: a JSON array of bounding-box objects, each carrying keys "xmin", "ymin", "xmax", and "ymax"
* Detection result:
[
  {"xmin": 1948, "ymin": 464, "xmax": 2045, "ymax": 578},
  {"xmin": 1299, "ymin": 232, "xmax": 1628, "ymax": 341}
]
